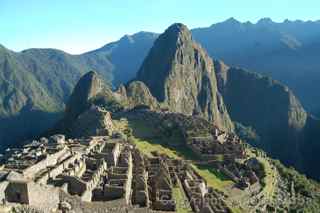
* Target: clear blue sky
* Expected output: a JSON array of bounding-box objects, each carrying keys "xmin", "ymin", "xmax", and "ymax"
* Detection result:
[{"xmin": 1, "ymin": 0, "xmax": 319, "ymax": 54}]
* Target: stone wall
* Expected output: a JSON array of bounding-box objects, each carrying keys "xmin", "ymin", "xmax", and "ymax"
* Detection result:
[
  {"xmin": 36, "ymin": 153, "xmax": 81, "ymax": 184},
  {"xmin": 23, "ymin": 147, "xmax": 69, "ymax": 179},
  {"xmin": 62, "ymin": 176, "xmax": 87, "ymax": 196},
  {"xmin": 27, "ymin": 182, "xmax": 60, "ymax": 212},
  {"xmin": 104, "ymin": 184, "xmax": 126, "ymax": 200},
  {"xmin": 0, "ymin": 181, "xmax": 8, "ymax": 202},
  {"xmin": 132, "ymin": 150, "xmax": 149, "ymax": 207},
  {"xmin": 102, "ymin": 148, "xmax": 133, "ymax": 204},
  {"xmin": 5, "ymin": 182, "xmax": 29, "ymax": 204},
  {"xmin": 4, "ymin": 180, "xmax": 60, "ymax": 211}
]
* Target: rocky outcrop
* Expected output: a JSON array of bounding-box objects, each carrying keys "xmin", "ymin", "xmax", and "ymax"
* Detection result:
[
  {"xmin": 55, "ymin": 71, "xmax": 159, "ymax": 137},
  {"xmin": 125, "ymin": 81, "xmax": 159, "ymax": 110},
  {"xmin": 65, "ymin": 71, "xmax": 104, "ymax": 121},
  {"xmin": 53, "ymin": 71, "xmax": 113, "ymax": 136},
  {"xmin": 69, "ymin": 105, "xmax": 113, "ymax": 138},
  {"xmin": 136, "ymin": 23, "xmax": 233, "ymax": 131}
]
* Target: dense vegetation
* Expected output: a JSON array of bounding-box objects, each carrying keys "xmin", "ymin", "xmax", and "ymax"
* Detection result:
[
  {"xmin": 214, "ymin": 65, "xmax": 320, "ymax": 180},
  {"xmin": 272, "ymin": 160, "xmax": 320, "ymax": 211},
  {"xmin": 0, "ymin": 31, "xmax": 158, "ymax": 149}
]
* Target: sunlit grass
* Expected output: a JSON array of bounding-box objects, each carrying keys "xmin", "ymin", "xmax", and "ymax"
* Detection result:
[
  {"xmin": 190, "ymin": 164, "xmax": 233, "ymax": 192},
  {"xmin": 172, "ymin": 186, "xmax": 193, "ymax": 213},
  {"xmin": 131, "ymin": 136, "xmax": 234, "ymax": 192},
  {"xmin": 131, "ymin": 137, "xmax": 181, "ymax": 159},
  {"xmin": 114, "ymin": 117, "xmax": 240, "ymax": 212}
]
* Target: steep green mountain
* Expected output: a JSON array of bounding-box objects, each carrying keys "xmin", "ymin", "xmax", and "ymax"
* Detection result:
[
  {"xmin": 53, "ymin": 71, "xmax": 158, "ymax": 136},
  {"xmin": 88, "ymin": 18, "xmax": 320, "ymax": 115},
  {"xmin": 301, "ymin": 116, "xmax": 320, "ymax": 178},
  {"xmin": 0, "ymin": 46, "xmax": 113, "ymax": 150},
  {"xmin": 135, "ymin": 23, "xmax": 233, "ymax": 131},
  {"xmin": 0, "ymin": 31, "xmax": 157, "ymax": 148},
  {"xmin": 192, "ymin": 18, "xmax": 320, "ymax": 114},
  {"xmin": 214, "ymin": 60, "xmax": 320, "ymax": 179},
  {"xmin": 105, "ymin": 22, "xmax": 320, "ymax": 180},
  {"xmin": 64, "ymin": 71, "xmax": 105, "ymax": 122},
  {"xmin": 52, "ymin": 71, "xmax": 115, "ymax": 137}
]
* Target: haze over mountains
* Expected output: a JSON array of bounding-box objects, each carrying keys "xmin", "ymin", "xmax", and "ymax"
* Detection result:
[
  {"xmin": 192, "ymin": 18, "xmax": 320, "ymax": 114},
  {"xmin": 0, "ymin": 18, "xmax": 320, "ymax": 181}
]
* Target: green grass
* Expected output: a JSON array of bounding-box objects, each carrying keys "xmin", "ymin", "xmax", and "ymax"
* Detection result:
[
  {"xmin": 117, "ymin": 116, "xmax": 235, "ymax": 199},
  {"xmin": 172, "ymin": 186, "xmax": 193, "ymax": 213},
  {"xmin": 230, "ymin": 207, "xmax": 244, "ymax": 213},
  {"xmin": 259, "ymin": 158, "xmax": 276, "ymax": 200},
  {"xmin": 131, "ymin": 136, "xmax": 234, "ymax": 193},
  {"xmin": 128, "ymin": 119, "xmax": 159, "ymax": 139},
  {"xmin": 125, "ymin": 117, "xmax": 198, "ymax": 160},
  {"xmin": 190, "ymin": 164, "xmax": 233, "ymax": 192},
  {"xmin": 246, "ymin": 148, "xmax": 277, "ymax": 201},
  {"xmin": 131, "ymin": 137, "xmax": 182, "ymax": 159}
]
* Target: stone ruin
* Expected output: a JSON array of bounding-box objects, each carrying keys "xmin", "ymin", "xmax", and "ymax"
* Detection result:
[
  {"xmin": 186, "ymin": 129, "xmax": 245, "ymax": 161},
  {"xmin": 183, "ymin": 126, "xmax": 263, "ymax": 190},
  {"xmin": 69, "ymin": 105, "xmax": 114, "ymax": 138},
  {"xmin": 131, "ymin": 149, "xmax": 149, "ymax": 207},
  {"xmin": 0, "ymin": 129, "xmax": 256, "ymax": 212},
  {"xmin": 0, "ymin": 134, "xmax": 150, "ymax": 212},
  {"xmin": 147, "ymin": 157, "xmax": 176, "ymax": 211}
]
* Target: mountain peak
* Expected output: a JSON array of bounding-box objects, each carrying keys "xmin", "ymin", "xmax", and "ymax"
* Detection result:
[
  {"xmin": 136, "ymin": 23, "xmax": 194, "ymax": 102},
  {"xmin": 166, "ymin": 23, "xmax": 189, "ymax": 34},
  {"xmin": 136, "ymin": 23, "xmax": 233, "ymax": 131},
  {"xmin": 225, "ymin": 17, "xmax": 240, "ymax": 24},
  {"xmin": 217, "ymin": 17, "xmax": 241, "ymax": 26},
  {"xmin": 210, "ymin": 18, "xmax": 242, "ymax": 29},
  {"xmin": 85, "ymin": 70, "xmax": 98, "ymax": 78},
  {"xmin": 161, "ymin": 23, "xmax": 192, "ymax": 45},
  {"xmin": 119, "ymin": 34, "xmax": 135, "ymax": 44},
  {"xmin": 65, "ymin": 71, "xmax": 103, "ymax": 121},
  {"xmin": 257, "ymin": 17, "xmax": 274, "ymax": 25}
]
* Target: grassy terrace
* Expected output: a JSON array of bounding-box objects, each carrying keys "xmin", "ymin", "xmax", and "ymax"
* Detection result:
[
  {"xmin": 114, "ymin": 117, "xmax": 238, "ymax": 211},
  {"xmin": 190, "ymin": 164, "xmax": 233, "ymax": 191},
  {"xmin": 131, "ymin": 138, "xmax": 182, "ymax": 159},
  {"xmin": 125, "ymin": 117, "xmax": 235, "ymax": 190},
  {"xmin": 131, "ymin": 137, "xmax": 233, "ymax": 191},
  {"xmin": 246, "ymin": 148, "xmax": 277, "ymax": 202},
  {"xmin": 259, "ymin": 157, "xmax": 277, "ymax": 201},
  {"xmin": 172, "ymin": 185, "xmax": 193, "ymax": 213}
]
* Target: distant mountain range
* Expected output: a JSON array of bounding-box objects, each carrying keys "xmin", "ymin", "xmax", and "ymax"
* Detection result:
[
  {"xmin": 0, "ymin": 45, "xmax": 113, "ymax": 149},
  {"xmin": 54, "ymin": 22, "xmax": 320, "ymax": 180},
  {"xmin": 92, "ymin": 17, "xmax": 320, "ymax": 115},
  {"xmin": 1, "ymin": 18, "xmax": 320, "ymax": 180},
  {"xmin": 192, "ymin": 18, "xmax": 320, "ymax": 115}
]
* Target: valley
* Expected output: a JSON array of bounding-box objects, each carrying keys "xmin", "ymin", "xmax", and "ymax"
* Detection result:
[{"xmin": 0, "ymin": 19, "xmax": 320, "ymax": 213}]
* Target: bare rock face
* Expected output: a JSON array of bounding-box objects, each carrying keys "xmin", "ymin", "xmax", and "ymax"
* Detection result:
[
  {"xmin": 69, "ymin": 105, "xmax": 113, "ymax": 138},
  {"xmin": 136, "ymin": 23, "xmax": 233, "ymax": 131}
]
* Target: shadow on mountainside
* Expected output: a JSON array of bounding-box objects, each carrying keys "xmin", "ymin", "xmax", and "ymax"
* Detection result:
[{"xmin": 0, "ymin": 108, "xmax": 62, "ymax": 152}]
